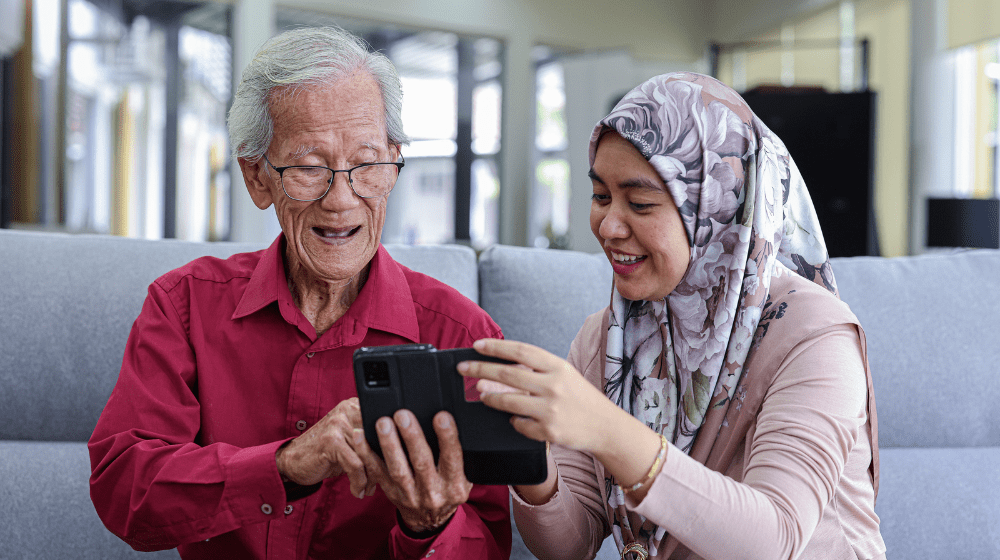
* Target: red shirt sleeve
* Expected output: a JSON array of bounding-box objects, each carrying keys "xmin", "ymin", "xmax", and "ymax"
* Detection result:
[
  {"xmin": 88, "ymin": 281, "xmax": 293, "ymax": 551},
  {"xmin": 389, "ymin": 486, "xmax": 512, "ymax": 559}
]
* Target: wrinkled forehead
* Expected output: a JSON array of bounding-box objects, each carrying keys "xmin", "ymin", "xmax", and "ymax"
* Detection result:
[
  {"xmin": 267, "ymin": 69, "xmax": 387, "ymax": 127},
  {"xmin": 266, "ymin": 73, "xmax": 391, "ymax": 153}
]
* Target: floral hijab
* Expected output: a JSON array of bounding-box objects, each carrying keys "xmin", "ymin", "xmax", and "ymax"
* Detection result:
[{"xmin": 594, "ymin": 72, "xmax": 837, "ymax": 556}]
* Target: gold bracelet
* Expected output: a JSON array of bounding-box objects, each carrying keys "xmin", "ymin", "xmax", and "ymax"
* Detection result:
[
  {"xmin": 621, "ymin": 434, "xmax": 668, "ymax": 495},
  {"xmin": 621, "ymin": 541, "xmax": 650, "ymax": 560}
]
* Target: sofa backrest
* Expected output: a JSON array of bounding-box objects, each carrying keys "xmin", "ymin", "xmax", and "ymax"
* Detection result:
[
  {"xmin": 480, "ymin": 244, "xmax": 1000, "ymax": 450},
  {"xmin": 5, "ymin": 228, "xmax": 998, "ymax": 452},
  {"xmin": 478, "ymin": 245, "xmax": 613, "ymax": 360},
  {"xmin": 0, "ymin": 229, "xmax": 478, "ymax": 443},
  {"xmin": 831, "ymin": 250, "xmax": 1000, "ymax": 448}
]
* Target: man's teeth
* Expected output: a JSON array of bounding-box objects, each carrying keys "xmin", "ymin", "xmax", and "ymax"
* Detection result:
[
  {"xmin": 317, "ymin": 227, "xmax": 355, "ymax": 238},
  {"xmin": 612, "ymin": 252, "xmax": 643, "ymax": 264}
]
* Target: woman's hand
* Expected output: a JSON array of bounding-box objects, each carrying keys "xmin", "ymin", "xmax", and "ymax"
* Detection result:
[
  {"xmin": 459, "ymin": 338, "xmax": 666, "ymax": 504},
  {"xmin": 457, "ymin": 339, "xmax": 618, "ymax": 454}
]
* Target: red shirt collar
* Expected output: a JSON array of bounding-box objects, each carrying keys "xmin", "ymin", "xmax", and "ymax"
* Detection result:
[{"xmin": 232, "ymin": 234, "xmax": 420, "ymax": 343}]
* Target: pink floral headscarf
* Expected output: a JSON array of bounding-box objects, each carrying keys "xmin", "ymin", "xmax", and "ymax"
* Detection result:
[{"xmin": 593, "ymin": 72, "xmax": 836, "ymax": 556}]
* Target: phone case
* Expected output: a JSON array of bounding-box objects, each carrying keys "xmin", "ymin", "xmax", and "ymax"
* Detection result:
[{"xmin": 353, "ymin": 343, "xmax": 547, "ymax": 485}]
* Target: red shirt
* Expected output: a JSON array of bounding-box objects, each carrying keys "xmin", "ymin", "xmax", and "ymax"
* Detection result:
[{"xmin": 88, "ymin": 235, "xmax": 510, "ymax": 560}]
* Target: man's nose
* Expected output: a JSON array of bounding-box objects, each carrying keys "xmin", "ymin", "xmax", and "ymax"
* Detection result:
[{"xmin": 318, "ymin": 171, "xmax": 360, "ymax": 210}]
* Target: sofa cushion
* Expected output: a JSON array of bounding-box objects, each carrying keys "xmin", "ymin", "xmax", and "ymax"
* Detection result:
[
  {"xmin": 0, "ymin": 441, "xmax": 179, "ymax": 559},
  {"xmin": 0, "ymin": 230, "xmax": 478, "ymax": 442},
  {"xmin": 875, "ymin": 446, "xmax": 1000, "ymax": 559},
  {"xmin": 831, "ymin": 250, "xmax": 1000, "ymax": 448},
  {"xmin": 478, "ymin": 245, "xmax": 612, "ymax": 359}
]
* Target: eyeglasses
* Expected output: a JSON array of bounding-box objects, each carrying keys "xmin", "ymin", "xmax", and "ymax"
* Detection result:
[{"xmin": 263, "ymin": 154, "xmax": 405, "ymax": 201}]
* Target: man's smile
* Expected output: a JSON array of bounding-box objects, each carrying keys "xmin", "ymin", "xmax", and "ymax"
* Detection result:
[{"xmin": 312, "ymin": 225, "xmax": 361, "ymax": 240}]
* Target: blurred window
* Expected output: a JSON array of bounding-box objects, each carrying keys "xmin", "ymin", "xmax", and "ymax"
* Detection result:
[
  {"xmin": 954, "ymin": 40, "xmax": 1000, "ymax": 198},
  {"xmin": 11, "ymin": 0, "xmax": 231, "ymax": 240},
  {"xmin": 531, "ymin": 57, "xmax": 570, "ymax": 249}
]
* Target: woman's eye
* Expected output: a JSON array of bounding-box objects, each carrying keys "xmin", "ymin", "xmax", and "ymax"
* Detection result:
[
  {"xmin": 630, "ymin": 202, "xmax": 655, "ymax": 211},
  {"xmin": 591, "ymin": 193, "xmax": 610, "ymax": 203}
]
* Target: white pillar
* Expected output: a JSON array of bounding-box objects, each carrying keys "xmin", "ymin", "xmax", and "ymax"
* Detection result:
[
  {"xmin": 908, "ymin": 0, "xmax": 956, "ymax": 254},
  {"xmin": 499, "ymin": 35, "xmax": 532, "ymax": 247},
  {"xmin": 228, "ymin": 0, "xmax": 280, "ymax": 244}
]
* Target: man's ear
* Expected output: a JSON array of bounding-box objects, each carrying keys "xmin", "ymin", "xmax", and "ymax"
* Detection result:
[{"xmin": 239, "ymin": 156, "xmax": 275, "ymax": 210}]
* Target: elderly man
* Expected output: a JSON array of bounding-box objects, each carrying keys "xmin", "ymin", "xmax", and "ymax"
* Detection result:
[{"xmin": 88, "ymin": 27, "xmax": 510, "ymax": 559}]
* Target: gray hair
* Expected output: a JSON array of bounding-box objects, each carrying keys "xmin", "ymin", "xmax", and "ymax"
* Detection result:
[{"xmin": 228, "ymin": 26, "xmax": 409, "ymax": 160}]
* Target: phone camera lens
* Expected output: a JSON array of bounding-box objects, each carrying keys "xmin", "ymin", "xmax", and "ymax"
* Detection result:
[{"xmin": 363, "ymin": 361, "xmax": 391, "ymax": 387}]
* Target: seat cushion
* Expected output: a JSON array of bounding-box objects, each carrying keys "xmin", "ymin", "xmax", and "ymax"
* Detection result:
[
  {"xmin": 875, "ymin": 446, "xmax": 1000, "ymax": 559},
  {"xmin": 0, "ymin": 441, "xmax": 180, "ymax": 559}
]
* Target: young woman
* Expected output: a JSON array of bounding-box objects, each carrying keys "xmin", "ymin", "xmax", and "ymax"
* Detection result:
[{"xmin": 459, "ymin": 73, "xmax": 885, "ymax": 560}]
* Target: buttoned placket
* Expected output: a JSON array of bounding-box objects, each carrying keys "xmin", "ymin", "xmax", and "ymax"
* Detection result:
[
  {"xmin": 265, "ymin": 343, "xmax": 326, "ymax": 560},
  {"xmin": 270, "ymin": 318, "xmax": 371, "ymax": 559}
]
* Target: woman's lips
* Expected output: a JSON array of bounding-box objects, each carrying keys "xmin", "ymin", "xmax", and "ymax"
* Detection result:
[{"xmin": 610, "ymin": 251, "xmax": 646, "ymax": 275}]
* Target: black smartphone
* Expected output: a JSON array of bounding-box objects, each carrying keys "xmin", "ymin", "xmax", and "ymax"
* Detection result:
[{"xmin": 353, "ymin": 343, "xmax": 547, "ymax": 485}]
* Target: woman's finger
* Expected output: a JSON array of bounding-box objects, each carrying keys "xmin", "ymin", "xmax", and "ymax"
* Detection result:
[
  {"xmin": 509, "ymin": 414, "xmax": 550, "ymax": 443},
  {"xmin": 472, "ymin": 338, "xmax": 566, "ymax": 373},
  {"xmin": 479, "ymin": 391, "xmax": 548, "ymax": 420},
  {"xmin": 476, "ymin": 378, "xmax": 528, "ymax": 395},
  {"xmin": 458, "ymin": 360, "xmax": 546, "ymax": 394}
]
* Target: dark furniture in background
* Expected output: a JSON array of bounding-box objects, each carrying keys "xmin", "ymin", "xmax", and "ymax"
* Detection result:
[
  {"xmin": 926, "ymin": 197, "xmax": 1000, "ymax": 249},
  {"xmin": 742, "ymin": 88, "xmax": 880, "ymax": 258}
]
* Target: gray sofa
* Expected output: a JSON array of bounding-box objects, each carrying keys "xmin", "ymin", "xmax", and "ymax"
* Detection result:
[{"xmin": 1, "ymin": 228, "xmax": 998, "ymax": 559}]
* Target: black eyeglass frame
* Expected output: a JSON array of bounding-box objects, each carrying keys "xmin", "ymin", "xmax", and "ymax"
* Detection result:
[{"xmin": 263, "ymin": 154, "xmax": 405, "ymax": 201}]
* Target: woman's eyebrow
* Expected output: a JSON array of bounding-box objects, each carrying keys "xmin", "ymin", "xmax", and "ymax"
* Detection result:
[
  {"xmin": 589, "ymin": 168, "xmax": 665, "ymax": 192},
  {"xmin": 620, "ymin": 177, "xmax": 666, "ymax": 192}
]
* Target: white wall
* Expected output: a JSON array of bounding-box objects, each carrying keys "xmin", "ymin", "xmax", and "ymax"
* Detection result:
[{"xmin": 708, "ymin": 0, "xmax": 843, "ymax": 42}]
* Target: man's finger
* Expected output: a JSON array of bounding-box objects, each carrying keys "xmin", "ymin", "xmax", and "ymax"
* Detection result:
[
  {"xmin": 338, "ymin": 433, "xmax": 369, "ymax": 498},
  {"xmin": 433, "ymin": 411, "xmax": 467, "ymax": 483},
  {"xmin": 394, "ymin": 410, "xmax": 437, "ymax": 482},
  {"xmin": 352, "ymin": 428, "xmax": 389, "ymax": 487},
  {"xmin": 343, "ymin": 397, "xmax": 363, "ymax": 428},
  {"xmin": 376, "ymin": 416, "xmax": 417, "ymax": 493}
]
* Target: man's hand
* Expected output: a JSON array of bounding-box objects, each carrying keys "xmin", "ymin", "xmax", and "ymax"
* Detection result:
[
  {"xmin": 353, "ymin": 409, "xmax": 473, "ymax": 534},
  {"xmin": 275, "ymin": 397, "xmax": 374, "ymax": 499}
]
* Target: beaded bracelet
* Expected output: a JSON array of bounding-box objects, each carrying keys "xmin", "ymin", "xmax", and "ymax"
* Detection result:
[{"xmin": 621, "ymin": 434, "xmax": 668, "ymax": 495}]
